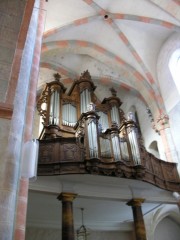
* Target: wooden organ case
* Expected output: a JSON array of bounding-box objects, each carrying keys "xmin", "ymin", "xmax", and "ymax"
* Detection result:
[{"xmin": 37, "ymin": 70, "xmax": 180, "ymax": 191}]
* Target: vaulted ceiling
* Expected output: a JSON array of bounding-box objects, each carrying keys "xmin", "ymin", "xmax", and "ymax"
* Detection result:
[{"xmin": 39, "ymin": 0, "xmax": 180, "ymax": 116}]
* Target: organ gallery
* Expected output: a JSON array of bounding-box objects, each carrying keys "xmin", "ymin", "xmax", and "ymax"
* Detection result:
[{"xmin": 37, "ymin": 70, "xmax": 179, "ymax": 192}]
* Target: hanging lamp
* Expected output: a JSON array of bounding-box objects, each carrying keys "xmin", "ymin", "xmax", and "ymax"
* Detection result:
[{"xmin": 77, "ymin": 208, "xmax": 90, "ymax": 240}]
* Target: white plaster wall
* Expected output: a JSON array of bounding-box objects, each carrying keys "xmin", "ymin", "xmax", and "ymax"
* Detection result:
[
  {"xmin": 157, "ymin": 33, "xmax": 180, "ymax": 113},
  {"xmin": 154, "ymin": 217, "xmax": 180, "ymax": 240},
  {"xmin": 26, "ymin": 228, "xmax": 135, "ymax": 240},
  {"xmin": 157, "ymin": 32, "xmax": 180, "ymax": 168},
  {"xmin": 89, "ymin": 230, "xmax": 135, "ymax": 240},
  {"xmin": 169, "ymin": 102, "xmax": 180, "ymax": 154},
  {"xmin": 169, "ymin": 101, "xmax": 180, "ymax": 171},
  {"xmin": 144, "ymin": 204, "xmax": 180, "ymax": 240}
]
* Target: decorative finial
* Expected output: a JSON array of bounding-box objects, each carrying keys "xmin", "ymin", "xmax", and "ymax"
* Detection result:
[
  {"xmin": 110, "ymin": 87, "xmax": 117, "ymax": 97},
  {"xmin": 80, "ymin": 70, "xmax": 91, "ymax": 81},
  {"xmin": 53, "ymin": 73, "xmax": 61, "ymax": 82}
]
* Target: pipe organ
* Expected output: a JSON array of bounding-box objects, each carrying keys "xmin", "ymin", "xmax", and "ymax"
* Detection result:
[
  {"xmin": 37, "ymin": 70, "xmax": 180, "ymax": 192},
  {"xmin": 37, "ymin": 70, "xmax": 141, "ymax": 164}
]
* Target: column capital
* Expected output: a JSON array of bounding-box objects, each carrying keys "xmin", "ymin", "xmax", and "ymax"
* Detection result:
[
  {"xmin": 127, "ymin": 198, "xmax": 145, "ymax": 207},
  {"xmin": 152, "ymin": 113, "xmax": 169, "ymax": 132},
  {"xmin": 57, "ymin": 192, "xmax": 77, "ymax": 202}
]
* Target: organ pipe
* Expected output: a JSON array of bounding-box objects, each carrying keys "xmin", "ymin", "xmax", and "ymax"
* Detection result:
[
  {"xmin": 97, "ymin": 111, "xmax": 109, "ymax": 131},
  {"xmin": 88, "ymin": 120, "xmax": 98, "ymax": 158},
  {"xmin": 120, "ymin": 138, "xmax": 129, "ymax": 160},
  {"xmin": 49, "ymin": 90, "xmax": 60, "ymax": 125},
  {"xmin": 100, "ymin": 138, "xmax": 111, "ymax": 158},
  {"xmin": 80, "ymin": 89, "xmax": 91, "ymax": 113},
  {"xmin": 62, "ymin": 103, "xmax": 77, "ymax": 127},
  {"xmin": 111, "ymin": 106, "xmax": 120, "ymax": 126},
  {"xmin": 127, "ymin": 112, "xmax": 141, "ymax": 165},
  {"xmin": 112, "ymin": 135, "xmax": 121, "ymax": 161}
]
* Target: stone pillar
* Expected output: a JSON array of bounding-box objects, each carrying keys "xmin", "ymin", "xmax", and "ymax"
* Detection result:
[
  {"xmin": 14, "ymin": 1, "xmax": 46, "ymax": 238},
  {"xmin": 0, "ymin": 0, "xmax": 42, "ymax": 239},
  {"xmin": 153, "ymin": 113, "xmax": 179, "ymax": 164},
  {"xmin": 57, "ymin": 193, "xmax": 77, "ymax": 240},
  {"xmin": 127, "ymin": 198, "xmax": 147, "ymax": 240}
]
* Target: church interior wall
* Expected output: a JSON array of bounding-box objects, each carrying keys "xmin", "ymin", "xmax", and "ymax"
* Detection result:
[
  {"xmin": 0, "ymin": 1, "xmax": 180, "ymax": 239},
  {"xmin": 154, "ymin": 216, "xmax": 180, "ymax": 240},
  {"xmin": 157, "ymin": 32, "xmax": 180, "ymax": 169}
]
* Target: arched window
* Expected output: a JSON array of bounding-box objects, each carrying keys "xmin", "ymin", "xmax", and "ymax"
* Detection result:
[
  {"xmin": 149, "ymin": 140, "xmax": 160, "ymax": 159},
  {"xmin": 169, "ymin": 49, "xmax": 180, "ymax": 94}
]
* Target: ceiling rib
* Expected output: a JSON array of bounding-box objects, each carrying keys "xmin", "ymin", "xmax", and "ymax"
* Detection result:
[
  {"xmin": 81, "ymin": 0, "xmax": 165, "ymax": 113},
  {"xmin": 149, "ymin": 0, "xmax": 180, "ymax": 21}
]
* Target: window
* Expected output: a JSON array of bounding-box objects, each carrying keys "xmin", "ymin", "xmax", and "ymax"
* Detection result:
[
  {"xmin": 149, "ymin": 140, "xmax": 159, "ymax": 159},
  {"xmin": 169, "ymin": 49, "xmax": 180, "ymax": 94}
]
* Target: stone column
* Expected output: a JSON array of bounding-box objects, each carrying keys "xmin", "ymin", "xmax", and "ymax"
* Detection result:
[
  {"xmin": 153, "ymin": 114, "xmax": 179, "ymax": 164},
  {"xmin": 14, "ymin": 1, "xmax": 46, "ymax": 239},
  {"xmin": 58, "ymin": 193, "xmax": 77, "ymax": 240},
  {"xmin": 0, "ymin": 0, "xmax": 42, "ymax": 239},
  {"xmin": 127, "ymin": 198, "xmax": 147, "ymax": 240}
]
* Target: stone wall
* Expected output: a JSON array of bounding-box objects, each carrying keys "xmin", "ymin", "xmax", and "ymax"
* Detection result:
[{"xmin": 0, "ymin": 0, "xmax": 26, "ymax": 101}]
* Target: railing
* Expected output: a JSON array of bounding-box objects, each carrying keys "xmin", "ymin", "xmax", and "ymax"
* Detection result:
[{"xmin": 37, "ymin": 134, "xmax": 180, "ymax": 192}]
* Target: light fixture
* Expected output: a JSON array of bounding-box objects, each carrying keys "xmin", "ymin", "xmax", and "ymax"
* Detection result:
[
  {"xmin": 77, "ymin": 208, "xmax": 90, "ymax": 240},
  {"xmin": 173, "ymin": 192, "xmax": 180, "ymax": 201},
  {"xmin": 21, "ymin": 139, "xmax": 39, "ymax": 180}
]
